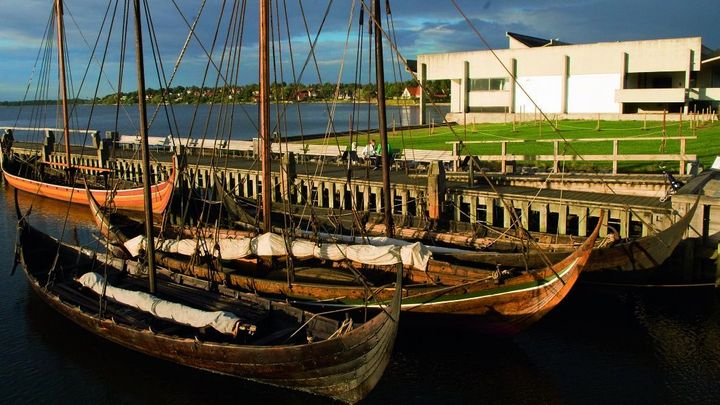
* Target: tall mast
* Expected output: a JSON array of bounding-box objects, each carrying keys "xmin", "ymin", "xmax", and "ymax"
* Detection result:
[
  {"xmin": 54, "ymin": 0, "xmax": 73, "ymax": 180},
  {"xmin": 259, "ymin": 0, "xmax": 272, "ymax": 233},
  {"xmin": 373, "ymin": 0, "xmax": 393, "ymax": 238},
  {"xmin": 133, "ymin": 0, "xmax": 157, "ymax": 293}
]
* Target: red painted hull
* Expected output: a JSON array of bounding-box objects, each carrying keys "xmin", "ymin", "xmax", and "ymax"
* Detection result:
[{"xmin": 3, "ymin": 161, "xmax": 175, "ymax": 214}]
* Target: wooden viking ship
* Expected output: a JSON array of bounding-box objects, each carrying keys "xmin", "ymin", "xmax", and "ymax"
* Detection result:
[
  {"xmin": 1, "ymin": 156, "xmax": 176, "ymax": 215},
  {"xmin": 214, "ymin": 184, "xmax": 697, "ymax": 275},
  {"xmin": 13, "ymin": 0, "xmax": 401, "ymax": 401},
  {"xmin": 14, "ymin": 209, "xmax": 401, "ymax": 403},
  {"xmin": 88, "ymin": 187, "xmax": 600, "ymax": 335}
]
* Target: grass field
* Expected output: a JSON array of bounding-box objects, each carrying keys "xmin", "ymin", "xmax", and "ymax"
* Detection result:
[{"xmin": 303, "ymin": 118, "xmax": 720, "ymax": 173}]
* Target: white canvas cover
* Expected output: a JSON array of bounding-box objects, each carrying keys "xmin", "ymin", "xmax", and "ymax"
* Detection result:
[
  {"xmin": 124, "ymin": 233, "xmax": 432, "ymax": 271},
  {"xmin": 77, "ymin": 272, "xmax": 247, "ymax": 336}
]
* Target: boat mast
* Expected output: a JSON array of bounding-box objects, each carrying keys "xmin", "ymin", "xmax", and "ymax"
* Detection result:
[
  {"xmin": 54, "ymin": 0, "xmax": 73, "ymax": 181},
  {"xmin": 259, "ymin": 0, "xmax": 272, "ymax": 233},
  {"xmin": 132, "ymin": 0, "xmax": 157, "ymax": 293},
  {"xmin": 373, "ymin": 0, "xmax": 393, "ymax": 238}
]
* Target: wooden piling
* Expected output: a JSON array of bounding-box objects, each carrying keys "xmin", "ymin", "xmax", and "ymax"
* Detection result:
[
  {"xmin": 678, "ymin": 112, "xmax": 683, "ymax": 136},
  {"xmin": 427, "ymin": 161, "xmax": 446, "ymax": 220}
]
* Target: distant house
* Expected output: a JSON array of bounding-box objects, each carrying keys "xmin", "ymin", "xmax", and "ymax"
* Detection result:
[
  {"xmin": 295, "ymin": 89, "xmax": 318, "ymax": 102},
  {"xmin": 401, "ymin": 86, "xmax": 422, "ymax": 99}
]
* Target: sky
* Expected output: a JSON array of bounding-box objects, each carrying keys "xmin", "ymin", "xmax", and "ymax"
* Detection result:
[{"xmin": 0, "ymin": 0, "xmax": 719, "ymax": 101}]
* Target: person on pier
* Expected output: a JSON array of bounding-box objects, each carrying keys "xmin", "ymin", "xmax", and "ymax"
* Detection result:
[
  {"xmin": 372, "ymin": 141, "xmax": 392, "ymax": 171},
  {"xmin": 362, "ymin": 139, "xmax": 377, "ymax": 162},
  {"xmin": 342, "ymin": 141, "xmax": 360, "ymax": 163}
]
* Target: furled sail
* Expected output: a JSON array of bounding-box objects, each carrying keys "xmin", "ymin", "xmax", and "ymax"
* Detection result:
[
  {"xmin": 78, "ymin": 272, "xmax": 254, "ymax": 336},
  {"xmin": 123, "ymin": 233, "xmax": 432, "ymax": 271}
]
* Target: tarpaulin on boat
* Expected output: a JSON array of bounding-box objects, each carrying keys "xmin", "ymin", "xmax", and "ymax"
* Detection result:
[
  {"xmin": 123, "ymin": 233, "xmax": 432, "ymax": 270},
  {"xmin": 77, "ymin": 272, "xmax": 248, "ymax": 336}
]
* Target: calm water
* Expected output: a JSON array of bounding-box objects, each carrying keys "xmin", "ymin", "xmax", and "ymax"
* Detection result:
[
  {"xmin": 1, "ymin": 183, "xmax": 720, "ymax": 404},
  {"xmin": 0, "ymin": 103, "xmax": 448, "ymax": 144}
]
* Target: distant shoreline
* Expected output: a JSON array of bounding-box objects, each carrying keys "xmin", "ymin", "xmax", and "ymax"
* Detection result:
[{"xmin": 0, "ymin": 100, "xmax": 449, "ymax": 107}]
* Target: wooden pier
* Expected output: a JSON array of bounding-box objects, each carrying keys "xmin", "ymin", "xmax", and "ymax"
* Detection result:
[{"xmin": 4, "ymin": 128, "xmax": 708, "ymax": 244}]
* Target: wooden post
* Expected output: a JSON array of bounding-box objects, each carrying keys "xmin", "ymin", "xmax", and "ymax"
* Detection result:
[
  {"xmin": 553, "ymin": 141, "xmax": 559, "ymax": 173},
  {"xmin": 280, "ymin": 152, "xmax": 296, "ymax": 202},
  {"xmin": 468, "ymin": 156, "xmax": 475, "ymax": 187},
  {"xmin": 539, "ymin": 204, "xmax": 548, "ymax": 233},
  {"xmin": 469, "ymin": 195, "xmax": 477, "ymax": 223},
  {"xmin": 662, "ymin": 110, "xmax": 667, "ymax": 135},
  {"xmin": 463, "ymin": 111, "xmax": 467, "ymax": 141},
  {"xmin": 501, "ymin": 141, "xmax": 508, "ymax": 174},
  {"xmin": 692, "ymin": 114, "xmax": 697, "ymax": 137},
  {"xmin": 612, "ymin": 139, "xmax": 619, "ymax": 174},
  {"xmin": 678, "ymin": 112, "xmax": 683, "ymax": 136},
  {"xmin": 679, "ymin": 138, "xmax": 687, "ymax": 175},
  {"xmin": 427, "ymin": 161, "xmax": 446, "ymax": 220},
  {"xmin": 643, "ymin": 113, "xmax": 647, "ymax": 130},
  {"xmin": 595, "ymin": 114, "xmax": 600, "ymax": 131},
  {"xmin": 452, "ymin": 142, "xmax": 461, "ymax": 172},
  {"xmin": 557, "ymin": 205, "xmax": 568, "ymax": 235}
]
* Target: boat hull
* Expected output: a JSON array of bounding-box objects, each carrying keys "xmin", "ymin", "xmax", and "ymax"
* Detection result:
[
  {"xmin": 90, "ymin": 189, "xmax": 599, "ymax": 335},
  {"xmin": 2, "ymin": 159, "xmax": 175, "ymax": 214},
  {"xmin": 17, "ymin": 220, "xmax": 401, "ymax": 403}
]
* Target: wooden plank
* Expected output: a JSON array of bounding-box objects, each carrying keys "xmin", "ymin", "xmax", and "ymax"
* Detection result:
[
  {"xmin": 532, "ymin": 154, "xmax": 697, "ymax": 161},
  {"xmin": 537, "ymin": 136, "xmax": 696, "ymax": 142},
  {"xmin": 445, "ymin": 140, "xmax": 524, "ymax": 145}
]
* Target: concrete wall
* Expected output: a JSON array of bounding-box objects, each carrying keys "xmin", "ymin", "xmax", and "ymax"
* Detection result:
[
  {"xmin": 515, "ymin": 75, "xmax": 563, "ymax": 113},
  {"xmin": 568, "ymin": 74, "xmax": 621, "ymax": 113}
]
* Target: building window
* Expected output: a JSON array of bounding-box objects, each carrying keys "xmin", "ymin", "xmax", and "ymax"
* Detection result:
[
  {"xmin": 469, "ymin": 79, "xmax": 489, "ymax": 91},
  {"xmin": 469, "ymin": 78, "xmax": 507, "ymax": 91},
  {"xmin": 489, "ymin": 78, "xmax": 507, "ymax": 90}
]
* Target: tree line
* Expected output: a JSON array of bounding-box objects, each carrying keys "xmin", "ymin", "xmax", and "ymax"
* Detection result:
[
  {"xmin": 95, "ymin": 80, "xmax": 449, "ymax": 105},
  {"xmin": 0, "ymin": 80, "xmax": 449, "ymax": 106}
]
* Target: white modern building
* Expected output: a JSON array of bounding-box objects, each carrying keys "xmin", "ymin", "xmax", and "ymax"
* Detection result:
[{"xmin": 416, "ymin": 33, "xmax": 720, "ymax": 123}]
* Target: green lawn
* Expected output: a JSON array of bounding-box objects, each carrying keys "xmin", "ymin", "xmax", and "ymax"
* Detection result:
[{"xmin": 302, "ymin": 118, "xmax": 720, "ymax": 173}]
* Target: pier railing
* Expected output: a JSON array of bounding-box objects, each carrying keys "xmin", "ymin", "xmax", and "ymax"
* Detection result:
[{"xmin": 445, "ymin": 136, "xmax": 697, "ymax": 174}]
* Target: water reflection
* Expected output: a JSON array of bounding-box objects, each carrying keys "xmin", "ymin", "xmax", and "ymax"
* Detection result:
[
  {"xmin": 2, "ymin": 184, "xmax": 720, "ymax": 403},
  {"xmin": 3, "ymin": 185, "xmax": 97, "ymax": 246}
]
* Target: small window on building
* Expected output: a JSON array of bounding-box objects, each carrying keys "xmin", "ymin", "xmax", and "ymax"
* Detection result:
[
  {"xmin": 469, "ymin": 78, "xmax": 508, "ymax": 91},
  {"xmin": 489, "ymin": 78, "xmax": 507, "ymax": 90},
  {"xmin": 469, "ymin": 79, "xmax": 489, "ymax": 91}
]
